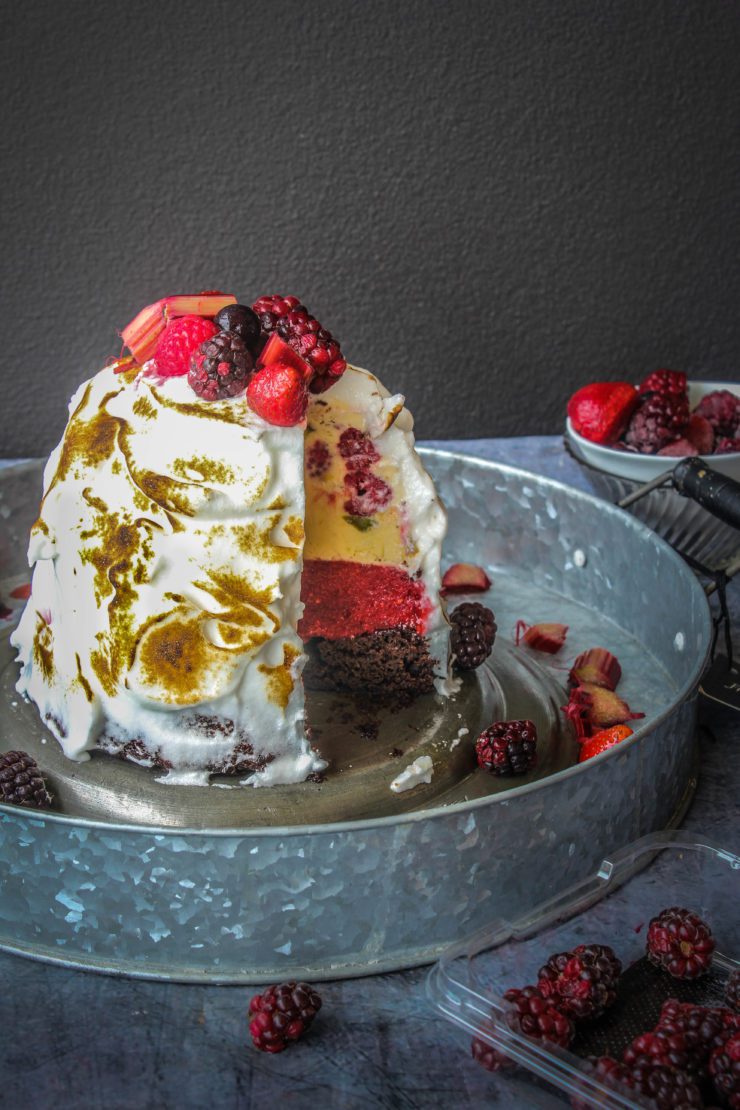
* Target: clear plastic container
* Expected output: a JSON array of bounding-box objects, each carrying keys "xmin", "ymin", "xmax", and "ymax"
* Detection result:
[{"xmin": 427, "ymin": 831, "xmax": 740, "ymax": 1109}]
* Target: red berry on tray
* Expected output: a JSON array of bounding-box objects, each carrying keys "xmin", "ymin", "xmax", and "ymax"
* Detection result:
[
  {"xmin": 578, "ymin": 725, "xmax": 634, "ymax": 762},
  {"xmin": 646, "ymin": 907, "xmax": 715, "ymax": 979},
  {"xmin": 515, "ymin": 621, "xmax": 568, "ymax": 654},
  {"xmin": 537, "ymin": 943, "xmax": 622, "ymax": 1021},
  {"xmin": 476, "ymin": 720, "xmax": 537, "ymax": 776},
  {"xmin": 247, "ymin": 362, "xmax": 309, "ymax": 426},
  {"xmin": 248, "ymin": 981, "xmax": 322, "ymax": 1053},
  {"xmin": 624, "ymin": 392, "xmax": 690, "ymax": 454},
  {"xmin": 154, "ymin": 315, "xmax": 219, "ymax": 378},
  {"xmin": 710, "ymin": 1031, "xmax": 740, "ymax": 1109},
  {"xmin": 567, "ymin": 382, "xmax": 639, "ymax": 445},
  {"xmin": 638, "ymin": 369, "xmax": 688, "ymax": 398}
]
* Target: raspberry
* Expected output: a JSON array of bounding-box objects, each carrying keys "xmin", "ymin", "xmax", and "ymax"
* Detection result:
[
  {"xmin": 306, "ymin": 440, "xmax": 331, "ymax": 478},
  {"xmin": 248, "ymin": 981, "xmax": 322, "ymax": 1053},
  {"xmin": 450, "ymin": 602, "xmax": 497, "ymax": 670},
  {"xmin": 646, "ymin": 907, "xmax": 715, "ymax": 979},
  {"xmin": 475, "ymin": 720, "xmax": 537, "ymax": 776},
  {"xmin": 214, "ymin": 303, "xmax": 261, "ymax": 353},
  {"xmin": 338, "ymin": 427, "xmax": 380, "ymax": 466},
  {"xmin": 638, "ymin": 369, "xmax": 688, "ymax": 398},
  {"xmin": 694, "ymin": 389, "xmax": 740, "ymax": 437},
  {"xmin": 252, "ymin": 294, "xmax": 346, "ymax": 392},
  {"xmin": 624, "ymin": 393, "xmax": 690, "ymax": 453},
  {"xmin": 726, "ymin": 971, "xmax": 740, "ymax": 1013},
  {"xmin": 154, "ymin": 315, "xmax": 219, "ymax": 378},
  {"xmin": 537, "ymin": 944, "xmax": 622, "ymax": 1021},
  {"xmin": 343, "ymin": 469, "xmax": 392, "ymax": 517},
  {"xmin": 247, "ymin": 362, "xmax": 309, "ymax": 427},
  {"xmin": 188, "ymin": 330, "xmax": 254, "ymax": 401},
  {"xmin": 0, "ymin": 750, "xmax": 52, "ymax": 809},
  {"xmin": 716, "ymin": 436, "xmax": 740, "ymax": 454},
  {"xmin": 710, "ymin": 1031, "xmax": 740, "ymax": 1109}
]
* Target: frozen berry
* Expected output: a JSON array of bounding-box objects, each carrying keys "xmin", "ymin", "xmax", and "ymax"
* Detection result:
[
  {"xmin": 537, "ymin": 944, "xmax": 622, "ymax": 1021},
  {"xmin": 0, "ymin": 750, "xmax": 52, "ymax": 809},
  {"xmin": 188, "ymin": 330, "xmax": 254, "ymax": 400},
  {"xmin": 252, "ymin": 294, "xmax": 346, "ymax": 392},
  {"xmin": 568, "ymin": 381, "xmax": 638, "ymax": 445},
  {"xmin": 306, "ymin": 440, "xmax": 331, "ymax": 479},
  {"xmin": 248, "ymin": 981, "xmax": 322, "ymax": 1053},
  {"xmin": 647, "ymin": 907, "xmax": 715, "ymax": 979},
  {"xmin": 694, "ymin": 389, "xmax": 740, "ymax": 438},
  {"xmin": 450, "ymin": 602, "xmax": 497, "ymax": 670},
  {"xmin": 716, "ymin": 437, "xmax": 740, "ymax": 454},
  {"xmin": 685, "ymin": 413, "xmax": 715, "ymax": 454},
  {"xmin": 726, "ymin": 971, "xmax": 740, "ymax": 1013},
  {"xmin": 476, "ymin": 720, "xmax": 537, "ymax": 776},
  {"xmin": 343, "ymin": 469, "xmax": 392, "ymax": 517},
  {"xmin": 247, "ymin": 362, "xmax": 308, "ymax": 426},
  {"xmin": 154, "ymin": 315, "xmax": 219, "ymax": 378},
  {"xmin": 214, "ymin": 304, "xmax": 261, "ymax": 353},
  {"xmin": 624, "ymin": 393, "xmax": 690, "ymax": 453},
  {"xmin": 710, "ymin": 1031, "xmax": 740, "ymax": 1109},
  {"xmin": 252, "ymin": 294, "xmax": 303, "ymax": 332},
  {"xmin": 638, "ymin": 369, "xmax": 688, "ymax": 398}
]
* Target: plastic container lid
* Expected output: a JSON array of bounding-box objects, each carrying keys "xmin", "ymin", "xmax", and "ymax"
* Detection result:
[{"xmin": 427, "ymin": 830, "xmax": 740, "ymax": 1109}]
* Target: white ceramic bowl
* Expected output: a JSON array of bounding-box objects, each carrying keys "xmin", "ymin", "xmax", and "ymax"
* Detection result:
[{"xmin": 566, "ymin": 380, "xmax": 740, "ymax": 483}]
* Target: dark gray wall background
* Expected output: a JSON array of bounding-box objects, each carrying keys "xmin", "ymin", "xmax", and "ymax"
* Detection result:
[{"xmin": 2, "ymin": 0, "xmax": 739, "ymax": 456}]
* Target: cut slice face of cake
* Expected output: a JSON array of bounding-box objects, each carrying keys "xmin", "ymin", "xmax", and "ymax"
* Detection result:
[{"xmin": 10, "ymin": 292, "xmax": 451, "ymax": 785}]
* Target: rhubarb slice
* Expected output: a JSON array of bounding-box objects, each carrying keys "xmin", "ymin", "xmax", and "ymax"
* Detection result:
[
  {"xmin": 569, "ymin": 648, "xmax": 621, "ymax": 691},
  {"xmin": 121, "ymin": 293, "xmax": 236, "ymax": 364},
  {"xmin": 563, "ymin": 683, "xmax": 644, "ymax": 737},
  {"xmin": 515, "ymin": 621, "xmax": 568, "ymax": 654},
  {"xmin": 440, "ymin": 563, "xmax": 491, "ymax": 596}
]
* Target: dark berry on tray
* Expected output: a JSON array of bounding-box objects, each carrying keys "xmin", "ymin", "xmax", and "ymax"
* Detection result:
[
  {"xmin": 450, "ymin": 602, "xmax": 496, "ymax": 671},
  {"xmin": 0, "ymin": 750, "xmax": 52, "ymax": 809},
  {"xmin": 646, "ymin": 907, "xmax": 715, "ymax": 979},
  {"xmin": 475, "ymin": 720, "xmax": 537, "ymax": 776},
  {"xmin": 188, "ymin": 330, "xmax": 254, "ymax": 401},
  {"xmin": 248, "ymin": 981, "xmax": 322, "ymax": 1053},
  {"xmin": 537, "ymin": 944, "xmax": 622, "ymax": 1021},
  {"xmin": 214, "ymin": 304, "xmax": 262, "ymax": 353}
]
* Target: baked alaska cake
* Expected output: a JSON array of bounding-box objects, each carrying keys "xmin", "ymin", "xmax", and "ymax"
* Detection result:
[{"xmin": 11, "ymin": 292, "xmax": 451, "ymax": 785}]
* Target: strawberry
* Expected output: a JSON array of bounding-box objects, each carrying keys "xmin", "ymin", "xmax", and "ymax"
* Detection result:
[
  {"xmin": 569, "ymin": 648, "xmax": 621, "ymax": 690},
  {"xmin": 154, "ymin": 316, "xmax": 219, "ymax": 378},
  {"xmin": 567, "ymin": 382, "xmax": 638, "ymax": 445},
  {"xmin": 247, "ymin": 362, "xmax": 308, "ymax": 427},
  {"xmin": 515, "ymin": 621, "xmax": 568, "ymax": 654},
  {"xmin": 578, "ymin": 725, "xmax": 634, "ymax": 762},
  {"xmin": 440, "ymin": 563, "xmax": 491, "ymax": 596}
]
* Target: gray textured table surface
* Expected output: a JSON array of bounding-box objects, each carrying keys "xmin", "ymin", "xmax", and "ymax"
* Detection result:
[{"xmin": 1, "ymin": 436, "xmax": 738, "ymax": 1110}]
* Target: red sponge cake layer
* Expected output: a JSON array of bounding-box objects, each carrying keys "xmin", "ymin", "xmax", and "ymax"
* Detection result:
[{"xmin": 298, "ymin": 559, "xmax": 432, "ymax": 640}]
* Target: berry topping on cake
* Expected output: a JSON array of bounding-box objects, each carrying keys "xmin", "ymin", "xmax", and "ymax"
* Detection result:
[
  {"xmin": 440, "ymin": 563, "xmax": 491, "ymax": 596},
  {"xmin": 0, "ymin": 750, "xmax": 53, "ymax": 809},
  {"xmin": 567, "ymin": 382, "xmax": 638, "ymax": 445},
  {"xmin": 515, "ymin": 621, "xmax": 568, "ymax": 654},
  {"xmin": 246, "ymin": 362, "xmax": 309, "ymax": 426},
  {"xmin": 577, "ymin": 724, "xmax": 633, "ymax": 762},
  {"xmin": 476, "ymin": 720, "xmax": 537, "ymax": 775},
  {"xmin": 252, "ymin": 294, "xmax": 346, "ymax": 393},
  {"xmin": 121, "ymin": 293, "xmax": 236, "ymax": 364},
  {"xmin": 257, "ymin": 333, "xmax": 313, "ymax": 378},
  {"xmin": 214, "ymin": 303, "xmax": 262, "ymax": 353},
  {"xmin": 188, "ymin": 331, "xmax": 254, "ymax": 401},
  {"xmin": 450, "ymin": 602, "xmax": 497, "ymax": 670},
  {"xmin": 569, "ymin": 647, "xmax": 621, "ymax": 690},
  {"xmin": 154, "ymin": 315, "xmax": 219, "ymax": 378},
  {"xmin": 638, "ymin": 369, "xmax": 688, "ymax": 397},
  {"xmin": 624, "ymin": 392, "xmax": 690, "ymax": 453},
  {"xmin": 537, "ymin": 943, "xmax": 622, "ymax": 1021},
  {"xmin": 646, "ymin": 907, "xmax": 715, "ymax": 979},
  {"xmin": 694, "ymin": 389, "xmax": 740, "ymax": 437},
  {"xmin": 248, "ymin": 981, "xmax": 322, "ymax": 1053}
]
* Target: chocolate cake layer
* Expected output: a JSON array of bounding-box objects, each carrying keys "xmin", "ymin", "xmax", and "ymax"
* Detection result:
[
  {"xmin": 303, "ymin": 627, "xmax": 437, "ymax": 698},
  {"xmin": 97, "ymin": 715, "xmax": 271, "ymax": 775}
]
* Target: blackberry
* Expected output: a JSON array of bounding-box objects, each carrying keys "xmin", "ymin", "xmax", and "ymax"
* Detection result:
[
  {"xmin": 0, "ymin": 750, "xmax": 52, "ymax": 809},
  {"xmin": 214, "ymin": 304, "xmax": 261, "ymax": 353},
  {"xmin": 188, "ymin": 331, "xmax": 254, "ymax": 401},
  {"xmin": 626, "ymin": 1060, "xmax": 703, "ymax": 1108},
  {"xmin": 694, "ymin": 389, "xmax": 740, "ymax": 438},
  {"xmin": 252, "ymin": 294, "xmax": 346, "ymax": 393},
  {"xmin": 638, "ymin": 369, "xmax": 688, "ymax": 398},
  {"xmin": 503, "ymin": 986, "xmax": 574, "ymax": 1048},
  {"xmin": 248, "ymin": 981, "xmax": 322, "ymax": 1053},
  {"xmin": 475, "ymin": 720, "xmax": 537, "ymax": 776},
  {"xmin": 726, "ymin": 971, "xmax": 740, "ymax": 1013},
  {"xmin": 710, "ymin": 1031, "xmax": 740, "ymax": 1109},
  {"xmin": 647, "ymin": 907, "xmax": 715, "ymax": 979},
  {"xmin": 537, "ymin": 944, "xmax": 622, "ymax": 1021},
  {"xmin": 623, "ymin": 1030, "xmax": 693, "ymax": 1076},
  {"xmin": 450, "ymin": 603, "xmax": 497, "ymax": 671},
  {"xmin": 624, "ymin": 393, "xmax": 690, "ymax": 454},
  {"xmin": 470, "ymin": 1030, "xmax": 514, "ymax": 1073},
  {"xmin": 571, "ymin": 1057, "xmax": 634, "ymax": 1110},
  {"xmin": 657, "ymin": 1000, "xmax": 731, "ymax": 1078}
]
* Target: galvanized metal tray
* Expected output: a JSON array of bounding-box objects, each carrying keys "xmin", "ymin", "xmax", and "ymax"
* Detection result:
[{"xmin": 0, "ymin": 451, "xmax": 711, "ymax": 982}]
